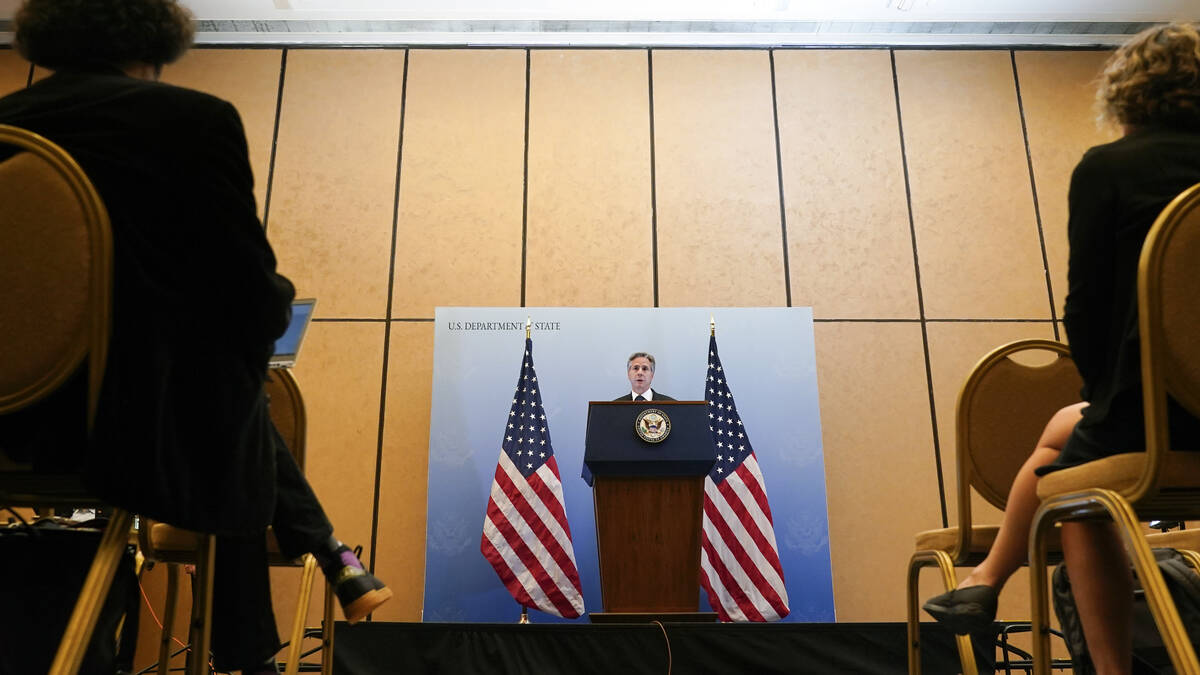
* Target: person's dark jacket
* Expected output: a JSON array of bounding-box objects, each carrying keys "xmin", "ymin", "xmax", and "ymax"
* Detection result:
[
  {"xmin": 0, "ymin": 67, "xmax": 292, "ymax": 535},
  {"xmin": 1061, "ymin": 125, "xmax": 1200, "ymax": 460}
]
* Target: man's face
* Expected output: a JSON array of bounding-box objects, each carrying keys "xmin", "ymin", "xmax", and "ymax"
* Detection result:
[{"xmin": 627, "ymin": 357, "xmax": 654, "ymax": 395}]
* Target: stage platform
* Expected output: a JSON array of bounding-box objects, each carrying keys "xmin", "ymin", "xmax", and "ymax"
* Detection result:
[{"xmin": 330, "ymin": 620, "xmax": 1002, "ymax": 674}]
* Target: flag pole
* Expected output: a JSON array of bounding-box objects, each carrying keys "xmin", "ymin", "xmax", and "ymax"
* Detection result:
[
  {"xmin": 519, "ymin": 606, "xmax": 530, "ymax": 624},
  {"xmin": 710, "ymin": 314, "xmax": 715, "ymax": 337},
  {"xmin": 526, "ymin": 316, "xmax": 531, "ymax": 339}
]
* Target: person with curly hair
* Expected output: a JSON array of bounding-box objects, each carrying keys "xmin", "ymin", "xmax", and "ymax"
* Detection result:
[
  {"xmin": 924, "ymin": 22, "xmax": 1200, "ymax": 674},
  {"xmin": 0, "ymin": 1, "xmax": 389, "ymax": 672}
]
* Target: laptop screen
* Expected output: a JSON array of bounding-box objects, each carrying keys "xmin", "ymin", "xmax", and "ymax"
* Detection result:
[{"xmin": 271, "ymin": 298, "xmax": 316, "ymax": 367}]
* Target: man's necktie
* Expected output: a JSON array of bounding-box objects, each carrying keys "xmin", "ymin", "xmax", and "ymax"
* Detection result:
[{"xmin": 634, "ymin": 394, "xmax": 646, "ymax": 402}]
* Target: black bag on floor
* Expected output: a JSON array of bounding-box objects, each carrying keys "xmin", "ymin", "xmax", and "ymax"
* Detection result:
[
  {"xmin": 0, "ymin": 518, "xmax": 138, "ymax": 675},
  {"xmin": 1053, "ymin": 547, "xmax": 1200, "ymax": 675}
]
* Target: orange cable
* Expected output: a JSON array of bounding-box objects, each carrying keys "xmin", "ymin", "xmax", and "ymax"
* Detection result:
[
  {"xmin": 139, "ymin": 576, "xmax": 220, "ymax": 672},
  {"xmin": 138, "ymin": 579, "xmax": 188, "ymax": 650}
]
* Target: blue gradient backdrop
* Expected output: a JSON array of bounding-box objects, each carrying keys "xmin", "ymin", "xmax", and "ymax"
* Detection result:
[{"xmin": 422, "ymin": 307, "xmax": 833, "ymax": 622}]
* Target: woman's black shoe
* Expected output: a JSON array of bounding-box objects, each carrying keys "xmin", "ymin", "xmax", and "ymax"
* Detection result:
[{"xmin": 922, "ymin": 585, "xmax": 999, "ymax": 635}]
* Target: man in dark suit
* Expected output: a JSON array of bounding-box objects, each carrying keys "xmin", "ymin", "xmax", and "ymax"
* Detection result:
[
  {"xmin": 0, "ymin": 1, "xmax": 387, "ymax": 672},
  {"xmin": 614, "ymin": 352, "xmax": 676, "ymax": 401}
]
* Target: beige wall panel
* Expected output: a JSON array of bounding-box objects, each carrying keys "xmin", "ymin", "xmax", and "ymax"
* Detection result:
[
  {"xmin": 895, "ymin": 51, "xmax": 1048, "ymax": 319},
  {"xmin": 525, "ymin": 50, "xmax": 653, "ymax": 307},
  {"xmin": 270, "ymin": 50, "xmax": 405, "ymax": 319},
  {"xmin": 373, "ymin": 322, "xmax": 435, "ymax": 620},
  {"xmin": 0, "ymin": 50, "xmax": 28, "ymax": 96},
  {"xmin": 815, "ymin": 322, "xmax": 941, "ymax": 621},
  {"xmin": 1015, "ymin": 51, "xmax": 1118, "ymax": 316},
  {"xmin": 287, "ymin": 321, "xmax": 386, "ymax": 625},
  {"xmin": 162, "ymin": 49, "xmax": 283, "ymax": 219},
  {"xmin": 652, "ymin": 50, "xmax": 786, "ymax": 307},
  {"xmin": 392, "ymin": 50, "xmax": 525, "ymax": 317},
  {"xmin": 925, "ymin": 321, "xmax": 1057, "ymax": 625},
  {"xmin": 774, "ymin": 50, "xmax": 918, "ymax": 319}
]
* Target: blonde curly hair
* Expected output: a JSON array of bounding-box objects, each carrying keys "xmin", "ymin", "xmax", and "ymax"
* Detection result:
[{"xmin": 1097, "ymin": 22, "xmax": 1200, "ymax": 128}]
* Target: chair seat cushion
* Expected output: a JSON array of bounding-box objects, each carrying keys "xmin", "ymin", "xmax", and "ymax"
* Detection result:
[
  {"xmin": 1035, "ymin": 452, "xmax": 1145, "ymax": 499},
  {"xmin": 914, "ymin": 526, "xmax": 999, "ymax": 554},
  {"xmin": 915, "ymin": 524, "xmax": 1062, "ymax": 554},
  {"xmin": 148, "ymin": 523, "xmax": 292, "ymax": 562},
  {"xmin": 1146, "ymin": 529, "xmax": 1200, "ymax": 551}
]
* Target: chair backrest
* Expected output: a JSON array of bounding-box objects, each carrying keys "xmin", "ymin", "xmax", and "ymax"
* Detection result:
[
  {"xmin": 265, "ymin": 368, "xmax": 307, "ymax": 472},
  {"xmin": 0, "ymin": 125, "xmax": 112, "ymax": 433},
  {"xmin": 955, "ymin": 339, "xmax": 1082, "ymax": 532},
  {"xmin": 1137, "ymin": 182, "xmax": 1200, "ymax": 504}
]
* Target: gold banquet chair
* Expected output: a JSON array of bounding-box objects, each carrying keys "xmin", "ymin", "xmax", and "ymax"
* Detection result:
[
  {"xmin": 907, "ymin": 338, "xmax": 1082, "ymax": 675},
  {"xmin": 0, "ymin": 124, "xmax": 189, "ymax": 674},
  {"xmin": 1030, "ymin": 183, "xmax": 1200, "ymax": 675},
  {"xmin": 139, "ymin": 367, "xmax": 333, "ymax": 675}
]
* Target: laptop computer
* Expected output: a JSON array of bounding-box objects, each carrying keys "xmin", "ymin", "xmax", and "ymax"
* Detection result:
[{"xmin": 269, "ymin": 298, "xmax": 316, "ymax": 368}]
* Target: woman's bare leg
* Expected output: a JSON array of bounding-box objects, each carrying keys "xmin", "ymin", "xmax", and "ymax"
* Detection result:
[
  {"xmin": 955, "ymin": 402, "xmax": 1086, "ymax": 592},
  {"xmin": 1061, "ymin": 520, "xmax": 1132, "ymax": 675}
]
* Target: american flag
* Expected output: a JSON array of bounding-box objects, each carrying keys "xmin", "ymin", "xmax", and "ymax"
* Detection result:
[
  {"xmin": 700, "ymin": 334, "xmax": 790, "ymax": 622},
  {"xmin": 480, "ymin": 337, "xmax": 585, "ymax": 619}
]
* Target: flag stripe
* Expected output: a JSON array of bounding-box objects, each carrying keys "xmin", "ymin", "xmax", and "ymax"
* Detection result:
[
  {"xmin": 486, "ymin": 479, "xmax": 578, "ymax": 617},
  {"xmin": 495, "ymin": 459, "xmax": 582, "ymax": 591},
  {"xmin": 703, "ymin": 480, "xmax": 787, "ymax": 619},
  {"xmin": 718, "ymin": 467, "xmax": 786, "ymax": 583},
  {"xmin": 491, "ymin": 472, "xmax": 578, "ymax": 592},
  {"xmin": 497, "ymin": 453, "xmax": 579, "ymax": 573},
  {"xmin": 490, "ymin": 464, "xmax": 580, "ymax": 617},
  {"xmin": 530, "ymin": 457, "xmax": 574, "ymax": 540},
  {"xmin": 481, "ymin": 516, "xmax": 551, "ymax": 611},
  {"xmin": 700, "ymin": 528, "xmax": 758, "ymax": 622},
  {"xmin": 736, "ymin": 454, "xmax": 777, "ymax": 523}
]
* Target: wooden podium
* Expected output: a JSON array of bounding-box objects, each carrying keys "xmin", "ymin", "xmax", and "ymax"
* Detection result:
[{"xmin": 584, "ymin": 401, "xmax": 717, "ymax": 623}]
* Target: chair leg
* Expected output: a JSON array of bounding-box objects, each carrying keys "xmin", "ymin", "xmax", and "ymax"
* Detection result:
[
  {"xmin": 47, "ymin": 508, "xmax": 135, "ymax": 675},
  {"xmin": 1114, "ymin": 509, "xmax": 1200, "ymax": 673},
  {"xmin": 284, "ymin": 554, "xmax": 319, "ymax": 675},
  {"xmin": 1030, "ymin": 489, "xmax": 1200, "ymax": 675},
  {"xmin": 158, "ymin": 563, "xmax": 181, "ymax": 675},
  {"xmin": 321, "ymin": 580, "xmax": 335, "ymax": 675},
  {"xmin": 908, "ymin": 549, "xmax": 976, "ymax": 675},
  {"xmin": 187, "ymin": 534, "xmax": 216, "ymax": 675},
  {"xmin": 1029, "ymin": 502, "xmax": 1058, "ymax": 675}
]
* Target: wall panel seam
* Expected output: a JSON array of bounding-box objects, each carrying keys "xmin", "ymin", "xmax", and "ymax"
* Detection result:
[
  {"xmin": 520, "ymin": 49, "xmax": 531, "ymax": 307},
  {"xmin": 768, "ymin": 49, "xmax": 793, "ymax": 308},
  {"xmin": 369, "ymin": 50, "xmax": 411, "ymax": 581},
  {"xmin": 1010, "ymin": 50, "xmax": 1061, "ymax": 340},
  {"xmin": 261, "ymin": 49, "xmax": 287, "ymax": 234},
  {"xmin": 647, "ymin": 48, "xmax": 660, "ymax": 308},
  {"xmin": 890, "ymin": 49, "xmax": 948, "ymax": 529}
]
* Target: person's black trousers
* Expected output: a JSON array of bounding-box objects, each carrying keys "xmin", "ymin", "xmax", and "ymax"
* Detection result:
[{"xmin": 208, "ymin": 426, "xmax": 334, "ymax": 671}]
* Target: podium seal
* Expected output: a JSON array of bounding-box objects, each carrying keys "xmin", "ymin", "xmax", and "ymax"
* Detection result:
[{"xmin": 635, "ymin": 408, "xmax": 671, "ymax": 444}]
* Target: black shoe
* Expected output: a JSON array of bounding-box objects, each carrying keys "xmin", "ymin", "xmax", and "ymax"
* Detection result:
[
  {"xmin": 326, "ymin": 547, "xmax": 393, "ymax": 623},
  {"xmin": 922, "ymin": 585, "xmax": 998, "ymax": 635}
]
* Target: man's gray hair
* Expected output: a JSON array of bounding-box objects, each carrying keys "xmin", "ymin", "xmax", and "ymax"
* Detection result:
[{"xmin": 627, "ymin": 352, "xmax": 656, "ymax": 371}]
